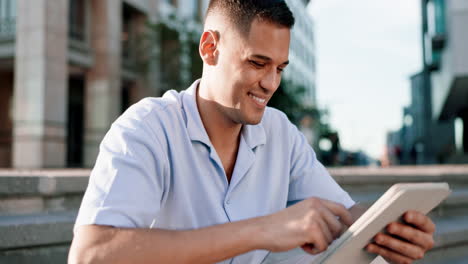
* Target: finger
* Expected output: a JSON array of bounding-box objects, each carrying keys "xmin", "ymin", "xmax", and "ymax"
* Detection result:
[
  {"xmin": 303, "ymin": 219, "xmax": 330, "ymax": 254},
  {"xmin": 320, "ymin": 207, "xmax": 346, "ymax": 239},
  {"xmin": 374, "ymin": 233, "xmax": 425, "ymax": 260},
  {"xmin": 301, "ymin": 243, "xmax": 316, "ymax": 255},
  {"xmin": 320, "ymin": 199, "xmax": 353, "ymax": 227},
  {"xmin": 366, "ymin": 243, "xmax": 414, "ymax": 264},
  {"xmin": 316, "ymin": 216, "xmax": 333, "ymax": 244},
  {"xmin": 387, "ymin": 222, "xmax": 435, "ymax": 250},
  {"xmin": 301, "ymin": 243, "xmax": 325, "ymax": 255},
  {"xmin": 301, "ymin": 243, "xmax": 326, "ymax": 255},
  {"xmin": 403, "ymin": 211, "xmax": 436, "ymax": 234}
]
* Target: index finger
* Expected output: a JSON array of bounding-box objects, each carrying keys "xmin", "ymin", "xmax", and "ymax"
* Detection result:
[
  {"xmin": 320, "ymin": 199, "xmax": 353, "ymax": 227},
  {"xmin": 404, "ymin": 210, "xmax": 436, "ymax": 234}
]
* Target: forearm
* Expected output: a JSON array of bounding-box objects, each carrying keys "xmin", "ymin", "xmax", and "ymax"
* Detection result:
[{"xmin": 69, "ymin": 217, "xmax": 267, "ymax": 264}]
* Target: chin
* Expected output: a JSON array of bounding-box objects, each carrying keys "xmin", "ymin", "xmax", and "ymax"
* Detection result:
[
  {"xmin": 242, "ymin": 113, "xmax": 264, "ymax": 125},
  {"xmin": 244, "ymin": 119, "xmax": 262, "ymax": 125}
]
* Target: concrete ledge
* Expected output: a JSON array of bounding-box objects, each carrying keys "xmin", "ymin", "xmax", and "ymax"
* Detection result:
[
  {"xmin": 0, "ymin": 169, "xmax": 90, "ymax": 197},
  {"xmin": 0, "ymin": 209, "xmax": 466, "ymax": 252},
  {"xmin": 330, "ymin": 165, "xmax": 468, "ymax": 176},
  {"xmin": 0, "ymin": 169, "xmax": 91, "ymax": 177},
  {"xmin": 0, "ymin": 166, "xmax": 467, "ymax": 264},
  {"xmin": 421, "ymin": 244, "xmax": 468, "ymax": 264},
  {"xmin": 0, "ymin": 195, "xmax": 84, "ymax": 215},
  {"xmin": 433, "ymin": 215, "xmax": 468, "ymax": 249},
  {"xmin": 0, "ymin": 166, "xmax": 466, "ymax": 197},
  {"xmin": 348, "ymin": 188, "xmax": 468, "ymax": 210},
  {"xmin": 444, "ymin": 189, "xmax": 468, "ymax": 206},
  {"xmin": 0, "ymin": 211, "xmax": 76, "ymax": 249},
  {"xmin": 330, "ymin": 165, "xmax": 468, "ymax": 184},
  {"xmin": 0, "ymin": 245, "xmax": 69, "ymax": 264}
]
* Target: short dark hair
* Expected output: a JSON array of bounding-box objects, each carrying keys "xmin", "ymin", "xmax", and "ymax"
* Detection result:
[{"xmin": 206, "ymin": 0, "xmax": 295, "ymax": 35}]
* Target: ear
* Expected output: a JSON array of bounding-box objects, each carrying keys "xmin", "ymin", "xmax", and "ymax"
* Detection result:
[{"xmin": 199, "ymin": 30, "xmax": 219, "ymax": 66}]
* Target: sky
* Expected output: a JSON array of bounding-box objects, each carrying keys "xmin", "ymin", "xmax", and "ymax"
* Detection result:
[{"xmin": 306, "ymin": 0, "xmax": 422, "ymax": 159}]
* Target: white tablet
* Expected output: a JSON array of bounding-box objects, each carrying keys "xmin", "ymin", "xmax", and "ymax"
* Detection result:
[{"xmin": 312, "ymin": 182, "xmax": 451, "ymax": 264}]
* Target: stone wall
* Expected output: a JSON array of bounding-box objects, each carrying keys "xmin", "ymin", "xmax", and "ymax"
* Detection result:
[{"xmin": 0, "ymin": 166, "xmax": 467, "ymax": 263}]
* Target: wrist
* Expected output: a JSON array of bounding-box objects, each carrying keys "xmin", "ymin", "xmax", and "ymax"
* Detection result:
[{"xmin": 249, "ymin": 215, "xmax": 271, "ymax": 250}]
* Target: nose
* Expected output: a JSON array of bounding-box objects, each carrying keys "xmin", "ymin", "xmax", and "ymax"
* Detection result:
[{"xmin": 260, "ymin": 68, "xmax": 281, "ymax": 93}]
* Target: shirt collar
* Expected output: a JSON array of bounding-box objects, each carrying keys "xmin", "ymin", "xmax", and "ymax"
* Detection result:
[
  {"xmin": 182, "ymin": 80, "xmax": 212, "ymax": 147},
  {"xmin": 241, "ymin": 118, "xmax": 266, "ymax": 150},
  {"xmin": 181, "ymin": 79, "xmax": 266, "ymax": 150}
]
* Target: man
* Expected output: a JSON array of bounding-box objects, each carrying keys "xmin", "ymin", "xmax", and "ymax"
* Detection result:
[{"xmin": 69, "ymin": 1, "xmax": 435, "ymax": 263}]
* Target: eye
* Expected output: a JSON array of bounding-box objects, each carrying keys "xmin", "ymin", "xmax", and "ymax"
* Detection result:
[
  {"xmin": 249, "ymin": 60, "xmax": 265, "ymax": 68},
  {"xmin": 277, "ymin": 67, "xmax": 284, "ymax": 73}
]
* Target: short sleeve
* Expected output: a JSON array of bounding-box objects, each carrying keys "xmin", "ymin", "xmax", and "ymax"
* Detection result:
[
  {"xmin": 74, "ymin": 113, "xmax": 169, "ymax": 231},
  {"xmin": 287, "ymin": 124, "xmax": 355, "ymax": 209}
]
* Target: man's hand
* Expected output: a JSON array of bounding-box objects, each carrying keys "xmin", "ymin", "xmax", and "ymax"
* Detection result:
[
  {"xmin": 366, "ymin": 210, "xmax": 436, "ymax": 264},
  {"xmin": 259, "ymin": 197, "xmax": 353, "ymax": 255}
]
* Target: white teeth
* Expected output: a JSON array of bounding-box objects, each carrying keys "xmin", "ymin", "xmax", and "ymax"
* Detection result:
[{"xmin": 249, "ymin": 94, "xmax": 266, "ymax": 104}]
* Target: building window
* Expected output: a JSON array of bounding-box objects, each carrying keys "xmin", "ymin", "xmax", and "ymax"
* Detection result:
[
  {"xmin": 67, "ymin": 76, "xmax": 85, "ymax": 167},
  {"xmin": 122, "ymin": 3, "xmax": 143, "ymax": 69},
  {"xmin": 432, "ymin": 0, "xmax": 446, "ymax": 35},
  {"xmin": 160, "ymin": 24, "xmax": 182, "ymax": 92},
  {"xmin": 0, "ymin": 0, "xmax": 16, "ymax": 38},
  {"xmin": 424, "ymin": 0, "xmax": 446, "ymax": 69},
  {"xmin": 426, "ymin": 1, "xmax": 436, "ymax": 36},
  {"xmin": 455, "ymin": 118, "xmax": 463, "ymax": 153},
  {"xmin": 121, "ymin": 82, "xmax": 132, "ymax": 114},
  {"xmin": 69, "ymin": 0, "xmax": 86, "ymax": 41}
]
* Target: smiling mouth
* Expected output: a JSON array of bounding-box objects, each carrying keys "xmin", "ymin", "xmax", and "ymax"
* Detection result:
[{"xmin": 248, "ymin": 93, "xmax": 267, "ymax": 105}]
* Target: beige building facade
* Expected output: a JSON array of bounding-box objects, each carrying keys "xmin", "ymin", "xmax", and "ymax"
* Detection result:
[{"xmin": 0, "ymin": 0, "xmax": 206, "ymax": 168}]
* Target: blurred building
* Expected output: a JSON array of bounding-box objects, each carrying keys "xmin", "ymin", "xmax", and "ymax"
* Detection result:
[
  {"xmin": 393, "ymin": 73, "xmax": 455, "ymax": 165},
  {"xmin": 387, "ymin": 0, "xmax": 467, "ymax": 165},
  {"xmin": 0, "ymin": 0, "xmax": 206, "ymax": 168},
  {"xmin": 284, "ymin": 0, "xmax": 316, "ymax": 107},
  {"xmin": 423, "ymin": 0, "xmax": 468, "ymax": 158},
  {"xmin": 385, "ymin": 130, "xmax": 402, "ymax": 165},
  {"xmin": 0, "ymin": 0, "xmax": 316, "ymax": 169}
]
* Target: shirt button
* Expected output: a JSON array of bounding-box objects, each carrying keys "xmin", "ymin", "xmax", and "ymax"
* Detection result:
[{"xmin": 226, "ymin": 200, "xmax": 230, "ymax": 205}]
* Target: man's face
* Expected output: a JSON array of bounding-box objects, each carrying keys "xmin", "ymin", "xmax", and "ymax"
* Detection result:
[{"xmin": 211, "ymin": 19, "xmax": 291, "ymax": 125}]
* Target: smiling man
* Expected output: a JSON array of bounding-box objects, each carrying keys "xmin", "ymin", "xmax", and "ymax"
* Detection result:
[{"xmin": 68, "ymin": 1, "xmax": 435, "ymax": 264}]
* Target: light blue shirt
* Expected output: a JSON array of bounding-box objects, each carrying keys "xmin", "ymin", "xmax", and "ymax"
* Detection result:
[{"xmin": 75, "ymin": 80, "xmax": 355, "ymax": 264}]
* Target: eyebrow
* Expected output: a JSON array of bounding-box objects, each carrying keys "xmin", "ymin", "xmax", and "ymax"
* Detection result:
[{"xmin": 251, "ymin": 54, "xmax": 289, "ymax": 66}]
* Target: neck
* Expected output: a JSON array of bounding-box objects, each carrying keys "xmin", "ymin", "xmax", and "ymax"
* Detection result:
[{"xmin": 196, "ymin": 80, "xmax": 242, "ymax": 148}]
